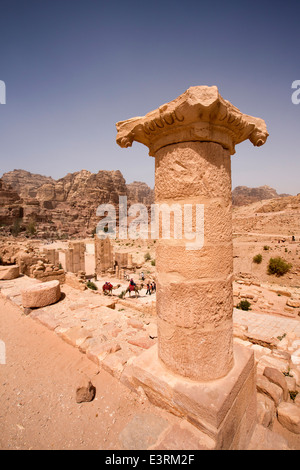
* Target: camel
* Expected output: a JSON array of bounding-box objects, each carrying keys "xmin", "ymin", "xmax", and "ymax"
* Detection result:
[
  {"xmin": 102, "ymin": 282, "xmax": 121, "ymax": 295},
  {"xmin": 125, "ymin": 283, "xmax": 144, "ymax": 298}
]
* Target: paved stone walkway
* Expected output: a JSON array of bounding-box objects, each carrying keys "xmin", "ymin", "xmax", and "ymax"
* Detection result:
[
  {"xmin": 233, "ymin": 308, "xmax": 300, "ymax": 339},
  {"xmin": 1, "ymin": 275, "xmax": 300, "ymax": 450}
]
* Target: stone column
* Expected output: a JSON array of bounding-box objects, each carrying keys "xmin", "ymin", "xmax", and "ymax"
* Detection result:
[
  {"xmin": 65, "ymin": 241, "xmax": 85, "ymax": 274},
  {"xmin": 95, "ymin": 237, "xmax": 114, "ymax": 274},
  {"xmin": 116, "ymin": 86, "xmax": 268, "ymax": 382}
]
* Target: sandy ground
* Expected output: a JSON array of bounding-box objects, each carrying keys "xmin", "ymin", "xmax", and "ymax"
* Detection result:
[{"xmin": 0, "ymin": 296, "xmax": 175, "ymax": 451}]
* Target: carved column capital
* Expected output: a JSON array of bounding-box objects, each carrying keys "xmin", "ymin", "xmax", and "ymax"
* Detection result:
[{"xmin": 116, "ymin": 86, "xmax": 268, "ymax": 156}]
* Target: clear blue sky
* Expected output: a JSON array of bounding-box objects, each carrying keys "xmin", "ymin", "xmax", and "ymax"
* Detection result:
[{"xmin": 0, "ymin": 0, "xmax": 299, "ymax": 194}]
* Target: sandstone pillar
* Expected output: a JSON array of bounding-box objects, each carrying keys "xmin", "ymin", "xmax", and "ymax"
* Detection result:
[
  {"xmin": 117, "ymin": 86, "xmax": 268, "ymax": 381},
  {"xmin": 65, "ymin": 241, "xmax": 85, "ymax": 274},
  {"xmin": 95, "ymin": 237, "xmax": 114, "ymax": 274},
  {"xmin": 116, "ymin": 86, "xmax": 268, "ymax": 448}
]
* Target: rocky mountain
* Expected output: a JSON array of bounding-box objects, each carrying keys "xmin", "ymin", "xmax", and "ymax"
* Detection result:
[
  {"xmin": 126, "ymin": 181, "xmax": 154, "ymax": 205},
  {"xmin": 232, "ymin": 185, "xmax": 291, "ymax": 206},
  {"xmin": 0, "ymin": 179, "xmax": 23, "ymax": 226},
  {"xmin": 0, "ymin": 169, "xmax": 154, "ymax": 238},
  {"xmin": 2, "ymin": 170, "xmax": 54, "ymax": 199}
]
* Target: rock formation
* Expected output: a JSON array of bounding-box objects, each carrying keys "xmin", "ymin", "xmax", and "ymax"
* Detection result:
[
  {"xmin": 232, "ymin": 185, "xmax": 291, "ymax": 206},
  {"xmin": 0, "ymin": 169, "xmax": 154, "ymax": 238},
  {"xmin": 0, "ymin": 178, "xmax": 23, "ymax": 226},
  {"xmin": 2, "ymin": 170, "xmax": 54, "ymax": 199}
]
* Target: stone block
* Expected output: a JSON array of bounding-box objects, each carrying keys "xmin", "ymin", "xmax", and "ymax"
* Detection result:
[
  {"xmin": 122, "ymin": 343, "xmax": 256, "ymax": 450},
  {"xmin": 256, "ymin": 374, "xmax": 283, "ymax": 406},
  {"xmin": 0, "ymin": 264, "xmax": 20, "ymax": 280},
  {"xmin": 277, "ymin": 402, "xmax": 300, "ymax": 434},
  {"xmin": 21, "ymin": 280, "xmax": 61, "ymax": 308},
  {"xmin": 263, "ymin": 367, "xmax": 289, "ymax": 401}
]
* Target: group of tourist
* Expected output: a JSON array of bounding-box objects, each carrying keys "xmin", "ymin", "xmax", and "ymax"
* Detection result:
[{"xmin": 128, "ymin": 276, "xmax": 156, "ymax": 295}]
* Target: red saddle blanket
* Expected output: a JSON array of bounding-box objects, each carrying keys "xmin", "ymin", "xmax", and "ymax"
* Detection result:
[{"xmin": 103, "ymin": 283, "xmax": 113, "ymax": 290}]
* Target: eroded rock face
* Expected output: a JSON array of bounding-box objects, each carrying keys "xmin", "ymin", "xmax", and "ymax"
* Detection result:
[
  {"xmin": 2, "ymin": 170, "xmax": 54, "ymax": 199},
  {"xmin": 127, "ymin": 181, "xmax": 154, "ymax": 205},
  {"xmin": 0, "ymin": 178, "xmax": 23, "ymax": 226},
  {"xmin": 1, "ymin": 170, "xmax": 154, "ymax": 238}
]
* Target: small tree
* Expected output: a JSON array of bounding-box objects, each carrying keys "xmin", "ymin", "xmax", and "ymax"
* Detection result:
[
  {"xmin": 26, "ymin": 221, "xmax": 36, "ymax": 236},
  {"xmin": 144, "ymin": 252, "xmax": 151, "ymax": 262},
  {"xmin": 253, "ymin": 254, "xmax": 262, "ymax": 264},
  {"xmin": 267, "ymin": 257, "xmax": 292, "ymax": 277},
  {"xmin": 87, "ymin": 280, "xmax": 98, "ymax": 290}
]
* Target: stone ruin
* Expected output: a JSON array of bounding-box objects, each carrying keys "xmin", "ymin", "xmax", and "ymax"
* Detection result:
[
  {"xmin": 116, "ymin": 85, "xmax": 269, "ymax": 449},
  {"xmin": 65, "ymin": 241, "xmax": 85, "ymax": 274},
  {"xmin": 94, "ymin": 237, "xmax": 135, "ymax": 278},
  {"xmin": 94, "ymin": 238, "xmax": 114, "ymax": 275}
]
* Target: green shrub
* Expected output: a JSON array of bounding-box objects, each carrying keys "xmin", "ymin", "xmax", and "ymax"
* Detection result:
[
  {"xmin": 267, "ymin": 257, "xmax": 292, "ymax": 277},
  {"xmin": 144, "ymin": 252, "xmax": 151, "ymax": 261},
  {"xmin": 236, "ymin": 300, "xmax": 251, "ymax": 311},
  {"xmin": 253, "ymin": 254, "xmax": 262, "ymax": 264},
  {"xmin": 263, "ymin": 245, "xmax": 270, "ymax": 251},
  {"xmin": 26, "ymin": 221, "xmax": 36, "ymax": 235},
  {"xmin": 87, "ymin": 280, "xmax": 98, "ymax": 290},
  {"xmin": 151, "ymin": 259, "xmax": 156, "ymax": 266}
]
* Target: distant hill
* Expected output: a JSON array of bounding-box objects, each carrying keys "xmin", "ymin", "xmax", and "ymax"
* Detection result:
[{"xmin": 232, "ymin": 185, "xmax": 291, "ymax": 206}]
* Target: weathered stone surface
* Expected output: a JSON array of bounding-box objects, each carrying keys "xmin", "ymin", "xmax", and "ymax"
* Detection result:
[
  {"xmin": 291, "ymin": 349, "xmax": 300, "ymax": 366},
  {"xmin": 258, "ymin": 354, "xmax": 290, "ymax": 374},
  {"xmin": 116, "ymin": 85, "xmax": 268, "ymax": 156},
  {"xmin": 118, "ymin": 413, "xmax": 170, "ymax": 450},
  {"xmin": 21, "ymin": 280, "xmax": 61, "ymax": 308},
  {"xmin": 277, "ymin": 402, "xmax": 300, "ymax": 434},
  {"xmin": 0, "ymin": 264, "xmax": 19, "ymax": 280},
  {"xmin": 128, "ymin": 336, "xmax": 154, "ymax": 350},
  {"xmin": 123, "ymin": 344, "xmax": 256, "ymax": 450},
  {"xmin": 75, "ymin": 377, "xmax": 96, "ymax": 403},
  {"xmin": 247, "ymin": 424, "xmax": 290, "ymax": 450},
  {"xmin": 256, "ymin": 374, "xmax": 283, "ymax": 406},
  {"xmin": 64, "ymin": 272, "xmax": 86, "ymax": 291},
  {"xmin": 263, "ymin": 367, "xmax": 289, "ymax": 401},
  {"xmin": 149, "ymin": 422, "xmax": 215, "ymax": 450},
  {"xmin": 256, "ymin": 393, "xmax": 276, "ymax": 428},
  {"xmin": 286, "ymin": 298, "xmax": 300, "ymax": 308}
]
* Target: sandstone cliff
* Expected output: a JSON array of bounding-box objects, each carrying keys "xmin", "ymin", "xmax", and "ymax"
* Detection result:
[
  {"xmin": 0, "ymin": 169, "xmax": 154, "ymax": 238},
  {"xmin": 2, "ymin": 169, "xmax": 54, "ymax": 199},
  {"xmin": 0, "ymin": 178, "xmax": 23, "ymax": 226}
]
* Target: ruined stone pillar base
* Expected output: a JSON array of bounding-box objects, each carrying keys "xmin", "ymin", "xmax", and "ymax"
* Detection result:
[{"xmin": 123, "ymin": 343, "xmax": 257, "ymax": 450}]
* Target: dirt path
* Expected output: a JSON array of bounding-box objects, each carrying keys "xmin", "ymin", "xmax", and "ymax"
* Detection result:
[{"xmin": 0, "ymin": 296, "xmax": 177, "ymax": 450}]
